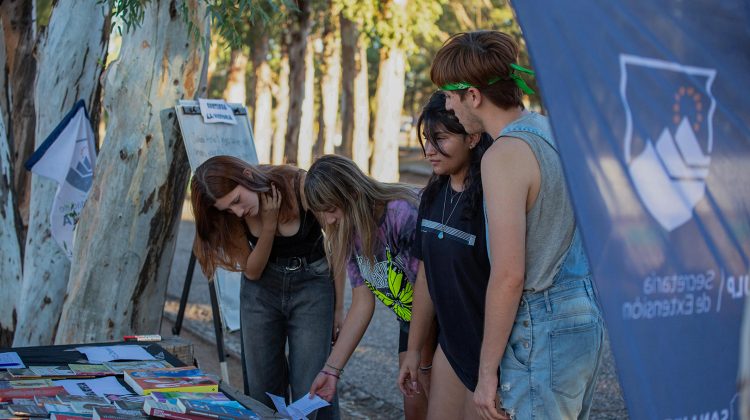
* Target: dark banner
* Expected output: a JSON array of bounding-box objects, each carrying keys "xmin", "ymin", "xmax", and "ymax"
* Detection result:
[{"xmin": 513, "ymin": 2, "xmax": 750, "ymax": 419}]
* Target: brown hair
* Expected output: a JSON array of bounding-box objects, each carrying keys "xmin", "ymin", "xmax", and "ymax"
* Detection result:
[
  {"xmin": 431, "ymin": 30, "xmax": 523, "ymax": 110},
  {"xmin": 190, "ymin": 155, "xmax": 300, "ymax": 278},
  {"xmin": 304, "ymin": 155, "xmax": 418, "ymax": 279}
]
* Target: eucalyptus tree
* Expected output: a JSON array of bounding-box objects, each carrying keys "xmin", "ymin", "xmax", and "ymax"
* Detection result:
[
  {"xmin": 370, "ymin": 0, "xmax": 444, "ymax": 181},
  {"xmin": 13, "ymin": 0, "xmax": 110, "ymax": 347}
]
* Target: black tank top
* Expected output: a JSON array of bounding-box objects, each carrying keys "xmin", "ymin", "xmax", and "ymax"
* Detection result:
[{"xmin": 244, "ymin": 171, "xmax": 326, "ymax": 261}]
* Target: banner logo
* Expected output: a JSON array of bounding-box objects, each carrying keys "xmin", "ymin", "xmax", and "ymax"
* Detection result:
[{"xmin": 620, "ymin": 55, "xmax": 716, "ymax": 231}]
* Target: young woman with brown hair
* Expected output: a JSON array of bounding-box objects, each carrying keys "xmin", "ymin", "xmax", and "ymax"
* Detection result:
[{"xmin": 191, "ymin": 155, "xmax": 339, "ymax": 419}]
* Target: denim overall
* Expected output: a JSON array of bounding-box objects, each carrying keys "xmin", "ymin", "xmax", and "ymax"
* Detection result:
[{"xmin": 486, "ymin": 114, "xmax": 605, "ymax": 419}]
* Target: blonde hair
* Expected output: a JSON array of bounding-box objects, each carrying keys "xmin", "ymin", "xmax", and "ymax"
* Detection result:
[
  {"xmin": 190, "ymin": 155, "xmax": 300, "ymax": 278},
  {"xmin": 304, "ymin": 155, "xmax": 418, "ymax": 278}
]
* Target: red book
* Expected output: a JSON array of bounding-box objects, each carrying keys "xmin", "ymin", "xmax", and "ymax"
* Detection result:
[{"xmin": 0, "ymin": 387, "xmax": 67, "ymax": 402}]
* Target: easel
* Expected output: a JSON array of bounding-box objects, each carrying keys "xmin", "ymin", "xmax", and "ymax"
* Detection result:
[{"xmin": 170, "ymin": 100, "xmax": 258, "ymax": 384}]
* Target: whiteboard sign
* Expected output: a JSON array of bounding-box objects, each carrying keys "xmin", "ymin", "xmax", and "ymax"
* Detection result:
[
  {"xmin": 176, "ymin": 99, "xmax": 258, "ymax": 171},
  {"xmin": 174, "ymin": 99, "xmax": 258, "ymax": 333}
]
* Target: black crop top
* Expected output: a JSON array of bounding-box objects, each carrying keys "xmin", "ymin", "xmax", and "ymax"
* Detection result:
[{"xmin": 244, "ymin": 171, "xmax": 326, "ymax": 261}]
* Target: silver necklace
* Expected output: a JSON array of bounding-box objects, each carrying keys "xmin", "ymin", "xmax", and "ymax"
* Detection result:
[{"xmin": 439, "ymin": 183, "xmax": 464, "ymax": 239}]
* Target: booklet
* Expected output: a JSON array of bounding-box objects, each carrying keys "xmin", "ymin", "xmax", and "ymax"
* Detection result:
[
  {"xmin": 265, "ymin": 393, "xmax": 330, "ymax": 420},
  {"xmin": 53, "ymin": 376, "xmax": 131, "ymax": 397},
  {"xmin": 74, "ymin": 345, "xmax": 155, "ymax": 364},
  {"xmin": 0, "ymin": 353, "xmax": 24, "ymax": 370}
]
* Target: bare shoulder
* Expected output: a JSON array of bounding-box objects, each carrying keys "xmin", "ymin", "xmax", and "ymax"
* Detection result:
[{"xmin": 482, "ymin": 136, "xmax": 538, "ymax": 176}]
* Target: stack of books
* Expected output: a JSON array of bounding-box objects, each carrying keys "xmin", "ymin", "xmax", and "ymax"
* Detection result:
[{"xmin": 122, "ymin": 366, "xmax": 219, "ymax": 395}]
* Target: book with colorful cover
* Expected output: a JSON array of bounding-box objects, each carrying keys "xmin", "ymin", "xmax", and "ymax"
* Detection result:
[
  {"xmin": 34, "ymin": 396, "xmax": 60, "ymax": 405},
  {"xmin": 105, "ymin": 395, "xmax": 146, "ymax": 411},
  {"xmin": 125, "ymin": 376, "xmax": 218, "ymax": 396},
  {"xmin": 177, "ymin": 399, "xmax": 259, "ymax": 420},
  {"xmin": 149, "ymin": 392, "xmax": 230, "ymax": 403},
  {"xmin": 68, "ymin": 365, "xmax": 114, "ymax": 377},
  {"xmin": 49, "ymin": 413, "xmax": 92, "ymax": 420},
  {"xmin": 29, "ymin": 366, "xmax": 76, "ymax": 377},
  {"xmin": 6, "ymin": 369, "xmax": 39, "ymax": 379},
  {"xmin": 141, "ymin": 400, "xmax": 207, "ymax": 420},
  {"xmin": 7, "ymin": 404, "xmax": 48, "ymax": 417},
  {"xmin": 43, "ymin": 403, "xmax": 74, "ymax": 414},
  {"xmin": 0, "ymin": 379, "xmax": 55, "ymax": 390},
  {"xmin": 0, "ymin": 409, "xmax": 23, "ymax": 419},
  {"xmin": 68, "ymin": 402, "xmax": 112, "ymax": 415},
  {"xmin": 0, "ymin": 387, "xmax": 68, "ymax": 402},
  {"xmin": 91, "ymin": 406, "xmax": 148, "ymax": 420},
  {"xmin": 55, "ymin": 396, "xmax": 110, "ymax": 406},
  {"xmin": 124, "ymin": 367, "xmax": 204, "ymax": 379},
  {"xmin": 103, "ymin": 360, "xmax": 172, "ymax": 375}
]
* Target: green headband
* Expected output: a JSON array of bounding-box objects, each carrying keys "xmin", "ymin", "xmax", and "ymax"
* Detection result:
[{"xmin": 440, "ymin": 63, "xmax": 536, "ymax": 95}]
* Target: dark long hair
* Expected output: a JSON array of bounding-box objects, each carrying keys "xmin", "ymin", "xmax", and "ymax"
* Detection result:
[
  {"xmin": 190, "ymin": 155, "xmax": 300, "ymax": 277},
  {"xmin": 416, "ymin": 91, "xmax": 492, "ymax": 219}
]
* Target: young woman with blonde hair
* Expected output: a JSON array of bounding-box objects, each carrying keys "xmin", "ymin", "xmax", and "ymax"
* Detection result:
[
  {"xmin": 304, "ymin": 155, "xmax": 435, "ymax": 419},
  {"xmin": 191, "ymin": 155, "xmax": 339, "ymax": 419}
]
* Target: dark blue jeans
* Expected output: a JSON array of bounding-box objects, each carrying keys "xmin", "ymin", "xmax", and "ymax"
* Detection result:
[{"xmin": 240, "ymin": 257, "xmax": 338, "ymax": 419}]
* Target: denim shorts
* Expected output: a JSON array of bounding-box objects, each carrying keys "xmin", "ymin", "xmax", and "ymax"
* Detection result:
[{"xmin": 498, "ymin": 277, "xmax": 604, "ymax": 419}]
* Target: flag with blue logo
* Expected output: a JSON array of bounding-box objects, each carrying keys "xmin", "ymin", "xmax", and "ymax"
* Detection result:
[
  {"xmin": 26, "ymin": 100, "xmax": 96, "ymax": 259},
  {"xmin": 513, "ymin": 1, "xmax": 750, "ymax": 418}
]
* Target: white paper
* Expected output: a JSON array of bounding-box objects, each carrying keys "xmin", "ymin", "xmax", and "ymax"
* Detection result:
[
  {"xmin": 265, "ymin": 392, "xmax": 329, "ymax": 420},
  {"xmin": 198, "ymin": 99, "xmax": 237, "ymax": 125},
  {"xmin": 0, "ymin": 352, "xmax": 25, "ymax": 369},
  {"xmin": 75, "ymin": 345, "xmax": 156, "ymax": 363},
  {"xmin": 54, "ymin": 376, "xmax": 131, "ymax": 397}
]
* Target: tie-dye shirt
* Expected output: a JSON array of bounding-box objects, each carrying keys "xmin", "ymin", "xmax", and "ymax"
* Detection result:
[{"xmin": 347, "ymin": 199, "xmax": 419, "ymax": 322}]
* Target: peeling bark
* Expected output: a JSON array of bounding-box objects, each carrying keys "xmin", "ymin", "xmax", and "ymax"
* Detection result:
[
  {"xmin": 13, "ymin": 0, "xmax": 109, "ymax": 347},
  {"xmin": 0, "ymin": 38, "xmax": 21, "ymax": 345},
  {"xmin": 55, "ymin": 0, "xmax": 207, "ymax": 344}
]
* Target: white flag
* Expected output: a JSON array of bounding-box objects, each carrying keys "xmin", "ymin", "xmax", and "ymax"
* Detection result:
[{"xmin": 26, "ymin": 100, "xmax": 96, "ymax": 259}]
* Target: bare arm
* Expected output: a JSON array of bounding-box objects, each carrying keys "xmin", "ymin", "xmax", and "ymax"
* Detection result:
[
  {"xmin": 332, "ymin": 261, "xmax": 346, "ymax": 342},
  {"xmin": 398, "ymin": 261, "xmax": 436, "ymax": 395},
  {"xmin": 243, "ymin": 185, "xmax": 281, "ymax": 280},
  {"xmin": 309, "ymin": 284, "xmax": 376, "ymax": 401},
  {"xmin": 474, "ymin": 138, "xmax": 539, "ymax": 420}
]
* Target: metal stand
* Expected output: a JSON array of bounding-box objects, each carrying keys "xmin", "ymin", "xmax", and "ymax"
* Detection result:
[{"xmin": 173, "ymin": 249, "xmax": 230, "ymax": 383}]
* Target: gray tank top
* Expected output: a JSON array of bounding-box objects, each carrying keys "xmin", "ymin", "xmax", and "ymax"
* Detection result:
[{"xmin": 496, "ymin": 112, "xmax": 575, "ymax": 292}]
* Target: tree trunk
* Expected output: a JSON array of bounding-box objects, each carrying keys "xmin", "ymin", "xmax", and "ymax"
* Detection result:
[
  {"xmin": 272, "ymin": 52, "xmax": 289, "ymax": 165},
  {"xmin": 319, "ymin": 12, "xmax": 341, "ymax": 156},
  {"xmin": 352, "ymin": 38, "xmax": 370, "ymax": 174},
  {"xmin": 370, "ymin": 47, "xmax": 405, "ymax": 182},
  {"xmin": 283, "ymin": 0, "xmax": 310, "ymax": 165},
  {"xmin": 13, "ymin": 0, "xmax": 109, "ymax": 347},
  {"xmin": 339, "ymin": 15, "xmax": 355, "ymax": 159},
  {"xmin": 55, "ymin": 0, "xmax": 207, "ymax": 344},
  {"xmin": 1, "ymin": 0, "xmax": 37, "ymax": 248},
  {"xmin": 223, "ymin": 47, "xmax": 247, "ymax": 104},
  {"xmin": 251, "ymin": 31, "xmax": 272, "ymax": 163},
  {"xmin": 0, "ymin": 25, "xmax": 22, "ymax": 347},
  {"xmin": 296, "ymin": 40, "xmax": 315, "ymax": 169},
  {"xmin": 0, "ymin": 18, "xmax": 10, "ymax": 130}
]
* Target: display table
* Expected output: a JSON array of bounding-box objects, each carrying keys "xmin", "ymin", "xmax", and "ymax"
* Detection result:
[{"xmin": 3, "ymin": 340, "xmax": 282, "ymax": 419}]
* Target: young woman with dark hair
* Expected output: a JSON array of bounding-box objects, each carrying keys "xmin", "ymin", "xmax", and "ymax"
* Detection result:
[{"xmin": 397, "ymin": 91, "xmax": 494, "ymax": 419}]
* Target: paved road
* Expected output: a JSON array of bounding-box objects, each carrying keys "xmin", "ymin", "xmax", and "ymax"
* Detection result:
[{"xmin": 163, "ymin": 155, "xmax": 628, "ymax": 419}]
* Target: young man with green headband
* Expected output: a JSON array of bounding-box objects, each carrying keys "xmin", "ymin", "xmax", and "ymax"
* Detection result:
[{"xmin": 430, "ymin": 30, "xmax": 604, "ymax": 419}]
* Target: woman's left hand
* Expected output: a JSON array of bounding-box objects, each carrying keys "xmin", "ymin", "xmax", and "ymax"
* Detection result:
[
  {"xmin": 309, "ymin": 370, "xmax": 339, "ymax": 402},
  {"xmin": 474, "ymin": 372, "xmax": 509, "ymax": 420}
]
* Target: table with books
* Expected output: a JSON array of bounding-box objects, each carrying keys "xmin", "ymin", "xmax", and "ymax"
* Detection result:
[{"xmin": 0, "ymin": 341, "xmax": 285, "ymax": 419}]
